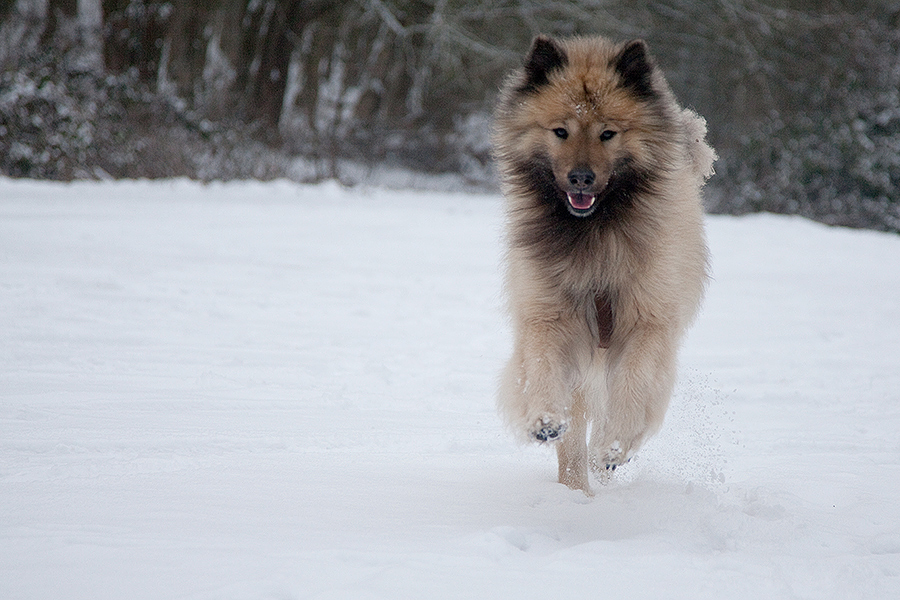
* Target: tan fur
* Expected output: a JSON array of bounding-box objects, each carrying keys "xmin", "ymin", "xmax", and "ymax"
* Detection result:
[{"xmin": 493, "ymin": 35, "xmax": 715, "ymax": 493}]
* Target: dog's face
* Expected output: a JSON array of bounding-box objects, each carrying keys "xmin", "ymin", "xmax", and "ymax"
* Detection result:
[
  {"xmin": 539, "ymin": 117, "xmax": 626, "ymax": 217},
  {"xmin": 500, "ymin": 36, "xmax": 673, "ymax": 219}
]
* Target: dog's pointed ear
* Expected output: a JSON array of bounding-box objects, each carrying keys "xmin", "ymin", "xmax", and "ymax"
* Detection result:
[
  {"xmin": 519, "ymin": 35, "xmax": 568, "ymax": 94},
  {"xmin": 614, "ymin": 39, "xmax": 657, "ymax": 99}
]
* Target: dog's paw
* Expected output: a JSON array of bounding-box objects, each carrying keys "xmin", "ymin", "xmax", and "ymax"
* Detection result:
[
  {"xmin": 531, "ymin": 418, "xmax": 567, "ymax": 443},
  {"xmin": 590, "ymin": 441, "xmax": 633, "ymax": 473}
]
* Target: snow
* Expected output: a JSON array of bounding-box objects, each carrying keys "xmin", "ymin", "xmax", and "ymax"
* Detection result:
[{"xmin": 1, "ymin": 178, "xmax": 899, "ymax": 599}]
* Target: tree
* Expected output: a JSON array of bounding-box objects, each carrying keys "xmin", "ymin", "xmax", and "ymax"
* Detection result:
[{"xmin": 1, "ymin": 0, "xmax": 898, "ymax": 231}]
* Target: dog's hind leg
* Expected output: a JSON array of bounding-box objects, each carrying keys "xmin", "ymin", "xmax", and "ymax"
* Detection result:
[{"xmin": 557, "ymin": 390, "xmax": 590, "ymax": 493}]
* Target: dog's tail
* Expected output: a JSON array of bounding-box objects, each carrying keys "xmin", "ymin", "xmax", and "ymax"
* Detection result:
[{"xmin": 680, "ymin": 109, "xmax": 717, "ymax": 182}]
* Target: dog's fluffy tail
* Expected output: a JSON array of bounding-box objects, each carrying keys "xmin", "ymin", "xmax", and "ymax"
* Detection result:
[{"xmin": 680, "ymin": 109, "xmax": 717, "ymax": 182}]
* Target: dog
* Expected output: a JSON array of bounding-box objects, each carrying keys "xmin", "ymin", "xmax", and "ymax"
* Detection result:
[{"xmin": 493, "ymin": 35, "xmax": 715, "ymax": 492}]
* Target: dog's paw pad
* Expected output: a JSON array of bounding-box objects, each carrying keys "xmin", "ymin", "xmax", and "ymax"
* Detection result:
[{"xmin": 532, "ymin": 420, "xmax": 567, "ymax": 443}]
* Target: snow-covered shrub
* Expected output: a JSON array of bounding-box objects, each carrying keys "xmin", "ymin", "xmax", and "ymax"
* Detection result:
[{"xmin": 700, "ymin": 7, "xmax": 900, "ymax": 232}]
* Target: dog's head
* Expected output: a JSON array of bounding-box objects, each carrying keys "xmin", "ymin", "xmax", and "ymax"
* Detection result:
[{"xmin": 496, "ymin": 35, "xmax": 679, "ymax": 219}]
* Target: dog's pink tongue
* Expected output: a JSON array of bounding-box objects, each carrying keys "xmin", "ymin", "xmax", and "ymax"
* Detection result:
[{"xmin": 567, "ymin": 192, "xmax": 596, "ymax": 210}]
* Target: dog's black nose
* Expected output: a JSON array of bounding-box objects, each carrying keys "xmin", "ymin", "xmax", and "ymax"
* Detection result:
[{"xmin": 567, "ymin": 167, "xmax": 595, "ymax": 189}]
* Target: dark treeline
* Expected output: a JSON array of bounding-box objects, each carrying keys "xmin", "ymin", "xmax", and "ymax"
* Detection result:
[{"xmin": 1, "ymin": 0, "xmax": 898, "ymax": 231}]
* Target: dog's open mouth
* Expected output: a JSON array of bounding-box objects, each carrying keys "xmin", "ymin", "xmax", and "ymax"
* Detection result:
[{"xmin": 566, "ymin": 191, "xmax": 596, "ymax": 213}]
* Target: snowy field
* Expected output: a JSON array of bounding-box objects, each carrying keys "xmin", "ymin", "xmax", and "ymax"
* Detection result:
[{"xmin": 1, "ymin": 178, "xmax": 899, "ymax": 600}]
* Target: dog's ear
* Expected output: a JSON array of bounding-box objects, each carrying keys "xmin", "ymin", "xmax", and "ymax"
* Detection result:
[
  {"xmin": 614, "ymin": 39, "xmax": 657, "ymax": 99},
  {"xmin": 518, "ymin": 35, "xmax": 568, "ymax": 94}
]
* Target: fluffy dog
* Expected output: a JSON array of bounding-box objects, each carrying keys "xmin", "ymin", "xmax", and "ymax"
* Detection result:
[{"xmin": 493, "ymin": 35, "xmax": 715, "ymax": 492}]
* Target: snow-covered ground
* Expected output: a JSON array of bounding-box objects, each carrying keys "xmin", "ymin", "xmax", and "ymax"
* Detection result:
[{"xmin": 1, "ymin": 179, "xmax": 898, "ymax": 600}]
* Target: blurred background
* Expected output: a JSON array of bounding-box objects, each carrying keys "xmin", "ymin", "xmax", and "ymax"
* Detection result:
[{"xmin": 1, "ymin": 0, "xmax": 898, "ymax": 232}]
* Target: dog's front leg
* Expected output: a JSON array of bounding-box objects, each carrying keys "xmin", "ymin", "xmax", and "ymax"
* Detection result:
[
  {"xmin": 590, "ymin": 320, "xmax": 678, "ymax": 471},
  {"xmin": 498, "ymin": 312, "xmax": 585, "ymax": 444}
]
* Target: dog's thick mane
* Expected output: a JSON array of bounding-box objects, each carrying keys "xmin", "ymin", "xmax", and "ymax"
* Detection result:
[{"xmin": 506, "ymin": 152, "xmax": 658, "ymax": 265}]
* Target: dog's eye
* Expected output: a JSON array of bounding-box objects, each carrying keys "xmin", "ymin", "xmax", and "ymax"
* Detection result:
[
  {"xmin": 552, "ymin": 128, "xmax": 568, "ymax": 140},
  {"xmin": 600, "ymin": 130, "xmax": 617, "ymax": 141}
]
